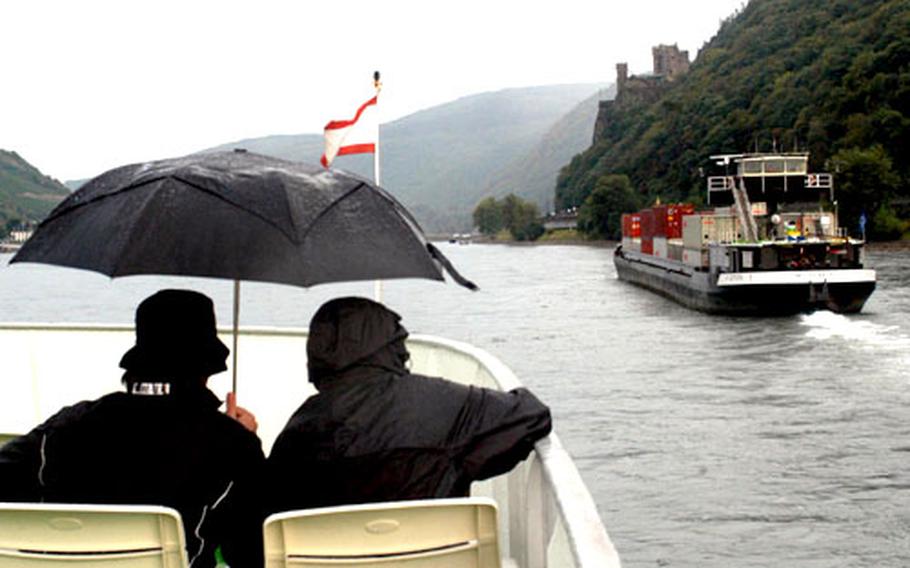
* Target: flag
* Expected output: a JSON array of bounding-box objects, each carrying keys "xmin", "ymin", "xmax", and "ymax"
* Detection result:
[{"xmin": 320, "ymin": 95, "xmax": 378, "ymax": 168}]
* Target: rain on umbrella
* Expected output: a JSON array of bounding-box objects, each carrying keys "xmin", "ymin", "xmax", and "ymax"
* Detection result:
[{"xmin": 11, "ymin": 149, "xmax": 476, "ymax": 391}]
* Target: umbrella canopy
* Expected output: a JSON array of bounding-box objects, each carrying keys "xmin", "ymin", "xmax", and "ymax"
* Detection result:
[
  {"xmin": 12, "ymin": 150, "xmax": 475, "ymax": 290},
  {"xmin": 11, "ymin": 150, "xmax": 476, "ymax": 393}
]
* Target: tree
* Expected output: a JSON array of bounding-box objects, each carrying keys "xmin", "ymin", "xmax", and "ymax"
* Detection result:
[
  {"xmin": 472, "ymin": 194, "xmax": 544, "ymax": 241},
  {"xmin": 578, "ymin": 175, "xmax": 641, "ymax": 239},
  {"xmin": 2, "ymin": 217, "xmax": 24, "ymax": 240},
  {"xmin": 472, "ymin": 197, "xmax": 503, "ymax": 236},
  {"xmin": 830, "ymin": 145, "xmax": 900, "ymax": 238},
  {"xmin": 500, "ymin": 194, "xmax": 544, "ymax": 241}
]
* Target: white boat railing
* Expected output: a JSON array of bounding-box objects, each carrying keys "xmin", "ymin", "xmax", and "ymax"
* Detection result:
[{"xmin": 0, "ymin": 323, "xmax": 621, "ymax": 568}]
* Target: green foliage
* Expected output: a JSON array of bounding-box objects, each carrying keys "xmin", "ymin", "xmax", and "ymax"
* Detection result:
[
  {"xmin": 473, "ymin": 196, "xmax": 504, "ymax": 235},
  {"xmin": 577, "ymin": 175, "xmax": 641, "ymax": 239},
  {"xmin": 871, "ymin": 204, "xmax": 908, "ymax": 241},
  {"xmin": 555, "ymin": 0, "xmax": 910, "ymax": 240},
  {"xmin": 829, "ymin": 145, "xmax": 901, "ymax": 238},
  {"xmin": 537, "ymin": 229, "xmax": 583, "ymax": 242},
  {"xmin": 0, "ymin": 150, "xmax": 69, "ymax": 236},
  {"xmin": 472, "ymin": 193, "xmax": 544, "ymax": 241}
]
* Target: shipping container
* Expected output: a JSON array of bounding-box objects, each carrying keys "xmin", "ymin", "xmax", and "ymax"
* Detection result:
[
  {"xmin": 709, "ymin": 245, "xmax": 730, "ymax": 269},
  {"xmin": 640, "ymin": 209, "xmax": 655, "ymax": 239},
  {"xmin": 666, "ymin": 204, "xmax": 695, "ymax": 239},
  {"xmin": 641, "ymin": 236, "xmax": 654, "ymax": 255},
  {"xmin": 682, "ymin": 215, "xmax": 739, "ymax": 246},
  {"xmin": 667, "ymin": 238, "xmax": 684, "ymax": 261},
  {"xmin": 653, "ymin": 205, "xmax": 669, "ymax": 237},
  {"xmin": 653, "ymin": 236, "xmax": 668, "ymax": 259},
  {"xmin": 682, "ymin": 248, "xmax": 708, "ymax": 267},
  {"xmin": 682, "ymin": 215, "xmax": 705, "ymax": 249}
]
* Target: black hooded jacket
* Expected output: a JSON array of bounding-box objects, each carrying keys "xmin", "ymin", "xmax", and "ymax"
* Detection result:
[
  {"xmin": 0, "ymin": 384, "xmax": 266, "ymax": 568},
  {"xmin": 267, "ymin": 297, "xmax": 552, "ymax": 511}
]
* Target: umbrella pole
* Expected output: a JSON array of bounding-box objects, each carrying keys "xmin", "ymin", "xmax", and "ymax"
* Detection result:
[
  {"xmin": 232, "ymin": 279, "xmax": 240, "ymax": 393},
  {"xmin": 373, "ymin": 70, "xmax": 384, "ymax": 304}
]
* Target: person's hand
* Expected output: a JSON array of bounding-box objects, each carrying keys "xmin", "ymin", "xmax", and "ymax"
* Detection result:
[{"xmin": 226, "ymin": 392, "xmax": 258, "ymax": 433}]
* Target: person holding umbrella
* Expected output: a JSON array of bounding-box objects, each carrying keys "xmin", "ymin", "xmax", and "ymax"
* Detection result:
[
  {"xmin": 0, "ymin": 289, "xmax": 266, "ymax": 568},
  {"xmin": 267, "ymin": 296, "xmax": 552, "ymax": 511}
]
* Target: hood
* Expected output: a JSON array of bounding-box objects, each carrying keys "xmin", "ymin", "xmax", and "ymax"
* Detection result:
[{"xmin": 307, "ymin": 297, "xmax": 410, "ymax": 389}]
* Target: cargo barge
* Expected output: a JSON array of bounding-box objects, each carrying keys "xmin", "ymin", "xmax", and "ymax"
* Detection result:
[{"xmin": 614, "ymin": 153, "xmax": 876, "ymax": 315}]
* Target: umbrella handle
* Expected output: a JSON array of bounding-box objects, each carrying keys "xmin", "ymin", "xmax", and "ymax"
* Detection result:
[{"xmin": 232, "ymin": 280, "xmax": 240, "ymax": 393}]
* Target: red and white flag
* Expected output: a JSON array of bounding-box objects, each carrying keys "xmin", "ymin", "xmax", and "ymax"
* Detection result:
[{"xmin": 320, "ymin": 95, "xmax": 378, "ymax": 168}]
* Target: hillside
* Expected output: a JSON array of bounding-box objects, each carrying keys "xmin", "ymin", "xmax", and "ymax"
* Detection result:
[
  {"xmin": 206, "ymin": 83, "xmax": 606, "ymax": 231},
  {"xmin": 556, "ymin": 0, "xmax": 910, "ymax": 239},
  {"xmin": 0, "ymin": 150, "xmax": 70, "ymax": 234},
  {"xmin": 482, "ymin": 86, "xmax": 614, "ymax": 212}
]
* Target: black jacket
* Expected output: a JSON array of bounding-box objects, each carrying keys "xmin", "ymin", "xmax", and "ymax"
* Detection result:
[
  {"xmin": 267, "ymin": 297, "xmax": 552, "ymax": 511},
  {"xmin": 0, "ymin": 385, "xmax": 265, "ymax": 568}
]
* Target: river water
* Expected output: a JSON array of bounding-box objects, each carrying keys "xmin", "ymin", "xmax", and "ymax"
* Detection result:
[{"xmin": 1, "ymin": 244, "xmax": 908, "ymax": 567}]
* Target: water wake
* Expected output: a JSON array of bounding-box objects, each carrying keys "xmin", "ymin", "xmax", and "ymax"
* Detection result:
[{"xmin": 800, "ymin": 311, "xmax": 910, "ymax": 350}]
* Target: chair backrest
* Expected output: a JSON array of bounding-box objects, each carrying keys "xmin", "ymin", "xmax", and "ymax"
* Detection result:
[
  {"xmin": 264, "ymin": 497, "xmax": 501, "ymax": 568},
  {"xmin": 0, "ymin": 503, "xmax": 188, "ymax": 568}
]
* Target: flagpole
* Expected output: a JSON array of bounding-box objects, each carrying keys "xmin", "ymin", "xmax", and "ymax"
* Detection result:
[{"xmin": 373, "ymin": 70, "xmax": 384, "ymax": 303}]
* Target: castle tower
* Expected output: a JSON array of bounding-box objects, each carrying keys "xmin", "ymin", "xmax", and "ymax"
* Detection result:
[
  {"xmin": 652, "ymin": 44, "xmax": 690, "ymax": 81},
  {"xmin": 616, "ymin": 62, "xmax": 628, "ymax": 95}
]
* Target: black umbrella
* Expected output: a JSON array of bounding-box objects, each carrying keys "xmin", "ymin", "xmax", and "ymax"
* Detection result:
[{"xmin": 12, "ymin": 150, "xmax": 476, "ymax": 389}]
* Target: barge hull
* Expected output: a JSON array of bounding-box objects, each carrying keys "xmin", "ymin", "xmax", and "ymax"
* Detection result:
[{"xmin": 614, "ymin": 249, "xmax": 875, "ymax": 316}]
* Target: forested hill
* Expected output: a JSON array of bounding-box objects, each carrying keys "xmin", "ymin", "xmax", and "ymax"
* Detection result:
[
  {"xmin": 206, "ymin": 83, "xmax": 606, "ymax": 232},
  {"xmin": 557, "ymin": 0, "xmax": 910, "ymax": 239},
  {"xmin": 482, "ymin": 86, "xmax": 613, "ymax": 211},
  {"xmin": 0, "ymin": 150, "xmax": 70, "ymax": 234}
]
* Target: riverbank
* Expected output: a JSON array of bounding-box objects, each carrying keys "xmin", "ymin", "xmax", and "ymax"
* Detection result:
[
  {"xmin": 433, "ymin": 235, "xmax": 910, "ymax": 251},
  {"xmin": 470, "ymin": 236, "xmax": 615, "ymax": 248},
  {"xmin": 430, "ymin": 231, "xmax": 616, "ymax": 248},
  {"xmin": 866, "ymin": 240, "xmax": 910, "ymax": 252}
]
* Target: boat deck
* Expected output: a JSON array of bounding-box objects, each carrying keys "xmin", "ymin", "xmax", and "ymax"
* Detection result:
[{"xmin": 0, "ymin": 323, "xmax": 621, "ymax": 568}]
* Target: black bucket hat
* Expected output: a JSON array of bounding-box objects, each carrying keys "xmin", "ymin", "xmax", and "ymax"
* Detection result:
[{"xmin": 120, "ymin": 289, "xmax": 229, "ymax": 379}]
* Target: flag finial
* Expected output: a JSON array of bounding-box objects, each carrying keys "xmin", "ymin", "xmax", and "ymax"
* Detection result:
[{"xmin": 374, "ymin": 71, "xmax": 382, "ymax": 92}]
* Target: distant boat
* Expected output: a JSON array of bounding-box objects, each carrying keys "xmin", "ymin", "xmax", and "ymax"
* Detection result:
[
  {"xmin": 448, "ymin": 233, "xmax": 472, "ymax": 244},
  {"xmin": 614, "ymin": 152, "xmax": 876, "ymax": 315}
]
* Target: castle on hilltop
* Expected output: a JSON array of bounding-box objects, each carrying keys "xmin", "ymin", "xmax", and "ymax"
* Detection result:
[{"xmin": 594, "ymin": 44, "xmax": 691, "ymax": 140}]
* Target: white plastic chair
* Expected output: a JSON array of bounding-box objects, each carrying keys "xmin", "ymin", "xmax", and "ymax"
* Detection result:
[
  {"xmin": 0, "ymin": 503, "xmax": 188, "ymax": 567},
  {"xmin": 264, "ymin": 497, "xmax": 501, "ymax": 567}
]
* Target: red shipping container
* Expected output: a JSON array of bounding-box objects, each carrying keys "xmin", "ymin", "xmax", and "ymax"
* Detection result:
[
  {"xmin": 653, "ymin": 204, "xmax": 669, "ymax": 237},
  {"xmin": 631, "ymin": 213, "xmax": 641, "ymax": 237},
  {"xmin": 666, "ymin": 203, "xmax": 695, "ymax": 239},
  {"xmin": 640, "ymin": 237, "xmax": 654, "ymax": 254},
  {"xmin": 640, "ymin": 209, "xmax": 655, "ymax": 239}
]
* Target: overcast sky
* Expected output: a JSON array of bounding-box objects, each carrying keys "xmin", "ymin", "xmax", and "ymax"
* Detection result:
[{"xmin": 2, "ymin": 0, "xmax": 745, "ymax": 181}]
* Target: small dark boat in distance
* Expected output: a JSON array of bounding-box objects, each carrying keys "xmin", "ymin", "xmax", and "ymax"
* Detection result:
[{"xmin": 614, "ymin": 152, "xmax": 876, "ymax": 315}]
